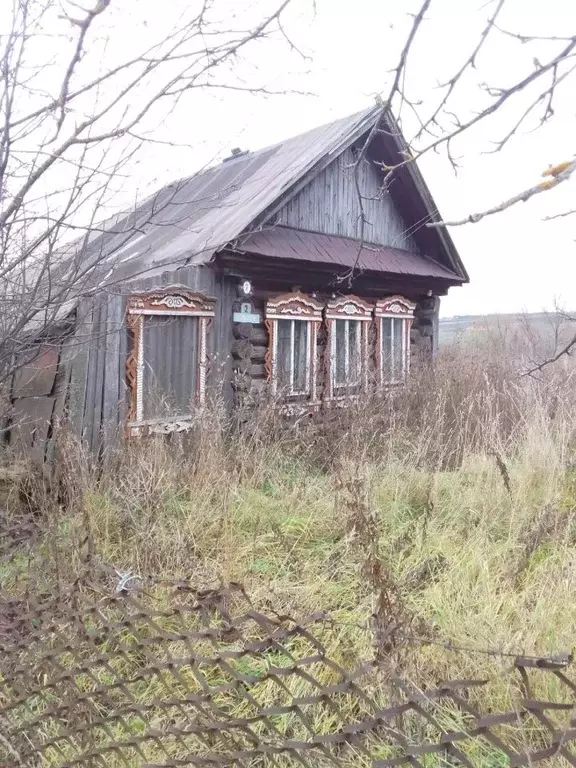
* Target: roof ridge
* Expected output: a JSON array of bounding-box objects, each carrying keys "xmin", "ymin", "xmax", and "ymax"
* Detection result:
[{"xmin": 161, "ymin": 105, "xmax": 381, "ymax": 188}]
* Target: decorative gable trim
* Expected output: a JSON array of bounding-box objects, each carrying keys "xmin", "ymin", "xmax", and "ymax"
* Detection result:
[
  {"xmin": 325, "ymin": 295, "xmax": 373, "ymax": 320},
  {"xmin": 265, "ymin": 292, "xmax": 323, "ymax": 321},
  {"xmin": 127, "ymin": 286, "xmax": 216, "ymax": 317},
  {"xmin": 374, "ymin": 295, "xmax": 416, "ymax": 318}
]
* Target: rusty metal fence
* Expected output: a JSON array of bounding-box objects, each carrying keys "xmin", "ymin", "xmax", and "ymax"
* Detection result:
[{"xmin": 1, "ymin": 577, "xmax": 576, "ymax": 768}]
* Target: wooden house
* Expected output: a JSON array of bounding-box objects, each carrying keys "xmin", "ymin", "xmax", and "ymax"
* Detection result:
[{"xmin": 8, "ymin": 107, "xmax": 468, "ymax": 459}]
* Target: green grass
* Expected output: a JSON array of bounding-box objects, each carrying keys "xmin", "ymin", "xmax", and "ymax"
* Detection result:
[{"xmin": 3, "ymin": 346, "xmax": 576, "ymax": 765}]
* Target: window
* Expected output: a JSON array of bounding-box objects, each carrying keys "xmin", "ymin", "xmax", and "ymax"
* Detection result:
[
  {"xmin": 265, "ymin": 292, "xmax": 417, "ymax": 406},
  {"xmin": 325, "ymin": 296, "xmax": 373, "ymax": 398},
  {"xmin": 265, "ymin": 292, "xmax": 323, "ymax": 400},
  {"xmin": 126, "ymin": 287, "xmax": 215, "ymax": 433},
  {"xmin": 276, "ymin": 319, "xmax": 310, "ymax": 394},
  {"xmin": 141, "ymin": 315, "xmax": 198, "ymax": 420},
  {"xmin": 334, "ymin": 320, "xmax": 361, "ymax": 386},
  {"xmin": 375, "ymin": 296, "xmax": 416, "ymax": 385}
]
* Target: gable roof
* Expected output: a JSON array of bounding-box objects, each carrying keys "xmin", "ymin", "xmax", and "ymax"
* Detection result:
[
  {"xmin": 59, "ymin": 106, "xmax": 467, "ymax": 289},
  {"xmin": 233, "ymin": 227, "xmax": 462, "ymax": 281}
]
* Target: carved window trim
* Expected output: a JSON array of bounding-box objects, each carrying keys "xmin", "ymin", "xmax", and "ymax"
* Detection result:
[
  {"xmin": 126, "ymin": 286, "xmax": 216, "ymax": 432},
  {"xmin": 374, "ymin": 295, "xmax": 416, "ymax": 385},
  {"xmin": 264, "ymin": 292, "xmax": 323, "ymax": 401},
  {"xmin": 325, "ymin": 296, "xmax": 373, "ymax": 399}
]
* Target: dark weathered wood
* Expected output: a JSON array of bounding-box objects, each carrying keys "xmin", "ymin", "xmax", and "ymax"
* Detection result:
[
  {"xmin": 248, "ymin": 325, "xmax": 268, "ymax": 345},
  {"xmin": 231, "ymin": 339, "xmax": 252, "ymax": 360},
  {"xmin": 431, "ymin": 298, "xmax": 440, "ymax": 355},
  {"xmin": 94, "ymin": 297, "xmax": 109, "ymax": 456},
  {"xmin": 233, "ymin": 323, "xmax": 253, "ymax": 340},
  {"xmin": 218, "ymin": 252, "xmax": 453, "ymax": 297},
  {"xmin": 418, "ymin": 297, "xmax": 437, "ymax": 313},
  {"xmin": 117, "ymin": 301, "xmax": 128, "ymax": 429},
  {"xmin": 67, "ymin": 300, "xmax": 93, "ymax": 440},
  {"xmin": 250, "ymin": 362, "xmax": 266, "ymax": 379},
  {"xmin": 11, "ymin": 397, "xmax": 55, "ymax": 462},
  {"xmin": 212, "ymin": 273, "xmax": 236, "ymax": 404},
  {"xmin": 102, "ymin": 294, "xmax": 124, "ymax": 450},
  {"xmin": 251, "ymin": 345, "xmax": 267, "ymax": 363},
  {"xmin": 82, "ymin": 298, "xmax": 106, "ymax": 454},
  {"xmin": 45, "ymin": 336, "xmax": 75, "ymax": 464},
  {"xmin": 12, "ymin": 346, "xmax": 60, "ymax": 398},
  {"xmin": 276, "ymin": 147, "xmax": 416, "ymax": 251}
]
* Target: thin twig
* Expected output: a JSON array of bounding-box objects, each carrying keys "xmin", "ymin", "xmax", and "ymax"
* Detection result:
[{"xmin": 427, "ymin": 157, "xmax": 576, "ymax": 227}]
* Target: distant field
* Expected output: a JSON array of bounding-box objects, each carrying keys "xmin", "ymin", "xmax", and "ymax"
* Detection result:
[{"xmin": 440, "ymin": 312, "xmax": 576, "ymax": 359}]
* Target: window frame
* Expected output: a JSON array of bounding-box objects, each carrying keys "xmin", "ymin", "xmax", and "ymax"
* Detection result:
[
  {"xmin": 126, "ymin": 286, "xmax": 215, "ymax": 434},
  {"xmin": 325, "ymin": 296, "xmax": 373, "ymax": 399},
  {"xmin": 374, "ymin": 296, "xmax": 416, "ymax": 386},
  {"xmin": 264, "ymin": 292, "xmax": 323, "ymax": 402}
]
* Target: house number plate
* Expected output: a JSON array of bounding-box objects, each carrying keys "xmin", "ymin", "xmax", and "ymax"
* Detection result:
[{"xmin": 233, "ymin": 301, "xmax": 261, "ymax": 324}]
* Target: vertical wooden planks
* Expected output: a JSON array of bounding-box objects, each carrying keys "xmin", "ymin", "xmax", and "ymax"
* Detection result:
[
  {"xmin": 67, "ymin": 299, "xmax": 93, "ymax": 440},
  {"xmin": 117, "ymin": 299, "xmax": 128, "ymax": 430},
  {"xmin": 45, "ymin": 334, "xmax": 75, "ymax": 464},
  {"xmin": 83, "ymin": 296, "xmax": 107, "ymax": 456},
  {"xmin": 80, "ymin": 300, "xmax": 98, "ymax": 449},
  {"xmin": 276, "ymin": 147, "xmax": 418, "ymax": 252},
  {"xmin": 102, "ymin": 293, "xmax": 125, "ymax": 451}
]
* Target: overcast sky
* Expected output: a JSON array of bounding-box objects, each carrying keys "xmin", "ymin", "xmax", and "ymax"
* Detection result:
[{"xmin": 30, "ymin": 0, "xmax": 576, "ymax": 317}]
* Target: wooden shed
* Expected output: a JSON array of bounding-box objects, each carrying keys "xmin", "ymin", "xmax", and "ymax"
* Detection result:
[{"xmin": 8, "ymin": 106, "xmax": 468, "ymax": 459}]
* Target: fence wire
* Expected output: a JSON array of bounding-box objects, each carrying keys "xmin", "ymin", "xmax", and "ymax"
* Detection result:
[{"xmin": 0, "ymin": 577, "xmax": 575, "ymax": 768}]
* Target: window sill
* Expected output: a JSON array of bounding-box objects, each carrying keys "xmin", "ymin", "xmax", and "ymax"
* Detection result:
[
  {"xmin": 323, "ymin": 394, "xmax": 366, "ymax": 409},
  {"xmin": 128, "ymin": 415, "xmax": 196, "ymax": 436},
  {"xmin": 278, "ymin": 400, "xmax": 321, "ymax": 417},
  {"xmin": 381, "ymin": 380, "xmax": 407, "ymax": 388}
]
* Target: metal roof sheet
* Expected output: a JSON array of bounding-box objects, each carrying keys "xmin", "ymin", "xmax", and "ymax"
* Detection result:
[
  {"xmin": 232, "ymin": 226, "xmax": 462, "ymax": 281},
  {"xmin": 68, "ymin": 107, "xmax": 382, "ymax": 285}
]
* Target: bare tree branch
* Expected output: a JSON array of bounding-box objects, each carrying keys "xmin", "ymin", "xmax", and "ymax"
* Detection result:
[
  {"xmin": 523, "ymin": 331, "xmax": 576, "ymax": 377},
  {"xmin": 427, "ymin": 158, "xmax": 576, "ymax": 227},
  {"xmin": 342, "ymin": 2, "xmax": 576, "ymax": 370},
  {"xmin": 544, "ymin": 208, "xmax": 576, "ymax": 221},
  {"xmin": 338, "ymin": 0, "xmax": 432, "ymax": 285},
  {"xmin": 0, "ymin": 0, "xmax": 302, "ymax": 385}
]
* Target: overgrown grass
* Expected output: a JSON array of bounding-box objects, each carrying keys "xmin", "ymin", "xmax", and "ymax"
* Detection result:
[
  {"xmin": 78, "ymin": 348, "xmax": 576, "ymax": 650},
  {"xmin": 3, "ymin": 340, "xmax": 576, "ymax": 764}
]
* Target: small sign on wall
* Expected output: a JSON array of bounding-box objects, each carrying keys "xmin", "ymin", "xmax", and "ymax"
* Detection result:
[{"xmin": 233, "ymin": 301, "xmax": 261, "ymax": 324}]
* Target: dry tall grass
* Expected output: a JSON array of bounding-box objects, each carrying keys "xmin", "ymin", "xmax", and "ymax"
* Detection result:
[{"xmin": 3, "ymin": 336, "xmax": 576, "ymax": 729}]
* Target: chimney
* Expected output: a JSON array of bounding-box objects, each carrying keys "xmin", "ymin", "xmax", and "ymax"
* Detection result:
[{"xmin": 223, "ymin": 147, "xmax": 249, "ymax": 163}]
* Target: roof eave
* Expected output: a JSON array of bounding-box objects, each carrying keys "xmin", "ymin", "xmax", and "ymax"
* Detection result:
[{"xmin": 217, "ymin": 248, "xmax": 464, "ymax": 292}]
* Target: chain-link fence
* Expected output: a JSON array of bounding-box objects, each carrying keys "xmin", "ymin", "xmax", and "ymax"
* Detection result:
[{"xmin": 1, "ymin": 576, "xmax": 575, "ymax": 767}]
